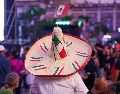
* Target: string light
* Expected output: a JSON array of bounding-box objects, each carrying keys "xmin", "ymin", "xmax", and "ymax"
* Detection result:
[{"xmin": 55, "ymin": 21, "xmax": 70, "ymax": 25}]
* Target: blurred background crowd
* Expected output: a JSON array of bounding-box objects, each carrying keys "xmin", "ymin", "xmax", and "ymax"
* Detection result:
[{"xmin": 0, "ymin": 0, "xmax": 120, "ymax": 94}]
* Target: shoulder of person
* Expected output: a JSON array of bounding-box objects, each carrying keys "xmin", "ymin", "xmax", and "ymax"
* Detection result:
[{"xmin": 0, "ymin": 89, "xmax": 13, "ymax": 94}]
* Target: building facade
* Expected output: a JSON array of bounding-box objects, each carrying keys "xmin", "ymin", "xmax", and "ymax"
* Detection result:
[
  {"xmin": 12, "ymin": 0, "xmax": 120, "ymax": 44},
  {"xmin": 15, "ymin": 0, "xmax": 120, "ymax": 31}
]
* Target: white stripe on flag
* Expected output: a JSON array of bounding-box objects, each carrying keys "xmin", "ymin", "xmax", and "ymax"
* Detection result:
[
  {"xmin": 57, "ymin": 5, "xmax": 65, "ymax": 15},
  {"xmin": 56, "ymin": 43, "xmax": 64, "ymax": 53}
]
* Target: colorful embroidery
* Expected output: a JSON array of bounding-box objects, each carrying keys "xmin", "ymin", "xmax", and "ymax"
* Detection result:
[
  {"xmin": 58, "ymin": 67, "xmax": 64, "ymax": 75},
  {"xmin": 75, "ymin": 51, "xmax": 88, "ymax": 57},
  {"xmin": 40, "ymin": 45, "xmax": 47, "ymax": 53},
  {"xmin": 30, "ymin": 57, "xmax": 43, "ymax": 62},
  {"xmin": 32, "ymin": 65, "xmax": 44, "ymax": 68},
  {"xmin": 75, "ymin": 51, "xmax": 87, "ymax": 55},
  {"xmin": 62, "ymin": 38, "xmax": 65, "ymax": 43},
  {"xmin": 76, "ymin": 54, "xmax": 88, "ymax": 57},
  {"xmin": 53, "ymin": 67, "xmax": 60, "ymax": 75},
  {"xmin": 35, "ymin": 67, "xmax": 47, "ymax": 71},
  {"xmin": 72, "ymin": 63, "xmax": 77, "ymax": 70},
  {"xmin": 31, "ymin": 57, "xmax": 43, "ymax": 59},
  {"xmin": 66, "ymin": 42, "xmax": 68, "ymax": 44},
  {"xmin": 75, "ymin": 61, "xmax": 80, "ymax": 68},
  {"xmin": 66, "ymin": 42, "xmax": 72, "ymax": 47},
  {"xmin": 43, "ymin": 43, "xmax": 48, "ymax": 51},
  {"xmin": 30, "ymin": 60, "xmax": 41, "ymax": 62}
]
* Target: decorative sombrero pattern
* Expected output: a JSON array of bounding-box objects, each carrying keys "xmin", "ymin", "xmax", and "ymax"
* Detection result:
[{"xmin": 25, "ymin": 27, "xmax": 92, "ymax": 77}]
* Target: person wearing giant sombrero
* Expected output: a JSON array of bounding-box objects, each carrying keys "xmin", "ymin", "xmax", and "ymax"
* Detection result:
[{"xmin": 25, "ymin": 27, "xmax": 92, "ymax": 94}]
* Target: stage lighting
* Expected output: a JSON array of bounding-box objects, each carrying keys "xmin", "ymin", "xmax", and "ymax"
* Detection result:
[
  {"xmin": 118, "ymin": 27, "xmax": 120, "ymax": 32},
  {"xmin": 55, "ymin": 21, "xmax": 70, "ymax": 25},
  {"xmin": 0, "ymin": 0, "xmax": 4, "ymax": 41}
]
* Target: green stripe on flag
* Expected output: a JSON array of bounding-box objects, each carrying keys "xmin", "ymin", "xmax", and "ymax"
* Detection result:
[{"xmin": 53, "ymin": 36, "xmax": 60, "ymax": 46}]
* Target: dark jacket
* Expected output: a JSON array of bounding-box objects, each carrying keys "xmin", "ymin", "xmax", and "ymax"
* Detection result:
[
  {"xmin": 115, "ymin": 58, "xmax": 120, "ymax": 81},
  {"xmin": 0, "ymin": 55, "xmax": 11, "ymax": 87}
]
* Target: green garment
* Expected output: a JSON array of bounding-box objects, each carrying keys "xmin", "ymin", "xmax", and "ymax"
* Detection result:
[{"xmin": 0, "ymin": 89, "xmax": 13, "ymax": 94}]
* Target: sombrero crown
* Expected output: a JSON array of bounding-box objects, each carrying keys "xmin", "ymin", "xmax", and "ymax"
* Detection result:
[
  {"xmin": 50, "ymin": 27, "xmax": 68, "ymax": 60},
  {"xmin": 25, "ymin": 27, "xmax": 92, "ymax": 77}
]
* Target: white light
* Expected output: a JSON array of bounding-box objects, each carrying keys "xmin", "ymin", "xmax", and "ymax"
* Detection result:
[
  {"xmin": 118, "ymin": 27, "xmax": 120, "ymax": 32},
  {"xmin": 103, "ymin": 34, "xmax": 112, "ymax": 39},
  {"xmin": 55, "ymin": 21, "xmax": 70, "ymax": 25},
  {"xmin": 0, "ymin": 0, "xmax": 4, "ymax": 41}
]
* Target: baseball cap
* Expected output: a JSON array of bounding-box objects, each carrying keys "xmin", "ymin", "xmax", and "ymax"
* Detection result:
[{"xmin": 0, "ymin": 45, "xmax": 6, "ymax": 51}]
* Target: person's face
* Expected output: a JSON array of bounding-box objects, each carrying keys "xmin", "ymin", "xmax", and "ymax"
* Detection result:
[
  {"xmin": 0, "ymin": 50, "xmax": 6, "ymax": 56},
  {"xmin": 114, "ymin": 52, "xmax": 120, "ymax": 58},
  {"xmin": 13, "ymin": 77, "xmax": 19, "ymax": 89},
  {"xmin": 115, "ymin": 44, "xmax": 120, "ymax": 52}
]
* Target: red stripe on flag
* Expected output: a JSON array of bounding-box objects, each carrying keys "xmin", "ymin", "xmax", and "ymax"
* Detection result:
[
  {"xmin": 61, "ymin": 4, "xmax": 70, "ymax": 15},
  {"xmin": 57, "ymin": 4, "xmax": 70, "ymax": 16},
  {"xmin": 59, "ymin": 48, "xmax": 67, "ymax": 58}
]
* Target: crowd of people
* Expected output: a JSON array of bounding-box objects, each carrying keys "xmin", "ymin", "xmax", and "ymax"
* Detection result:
[
  {"xmin": 0, "ymin": 40, "xmax": 120, "ymax": 94},
  {"xmin": 81, "ymin": 43, "xmax": 120, "ymax": 94}
]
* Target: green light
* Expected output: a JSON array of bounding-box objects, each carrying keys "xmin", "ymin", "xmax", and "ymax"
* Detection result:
[{"xmin": 78, "ymin": 20, "xmax": 83, "ymax": 26}]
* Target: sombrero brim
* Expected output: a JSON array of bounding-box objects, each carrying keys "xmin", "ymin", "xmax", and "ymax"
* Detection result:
[{"xmin": 25, "ymin": 34, "xmax": 92, "ymax": 77}]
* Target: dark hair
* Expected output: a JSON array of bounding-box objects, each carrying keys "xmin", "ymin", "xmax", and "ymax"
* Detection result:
[
  {"xmin": 0, "ymin": 51, "xmax": 2, "ymax": 55},
  {"xmin": 95, "ymin": 43, "xmax": 103, "ymax": 49},
  {"xmin": 91, "ymin": 49, "xmax": 96, "ymax": 57},
  {"xmin": 11, "ymin": 50, "xmax": 20, "ymax": 59},
  {"xmin": 6, "ymin": 72, "xmax": 19, "ymax": 87},
  {"xmin": 108, "ymin": 81, "xmax": 120, "ymax": 94},
  {"xmin": 24, "ymin": 46, "xmax": 29, "ymax": 52}
]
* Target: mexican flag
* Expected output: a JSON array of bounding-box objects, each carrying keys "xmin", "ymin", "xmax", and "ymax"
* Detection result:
[{"xmin": 56, "ymin": 4, "xmax": 70, "ymax": 16}]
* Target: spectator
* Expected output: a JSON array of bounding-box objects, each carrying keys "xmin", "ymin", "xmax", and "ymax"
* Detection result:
[
  {"xmin": 103, "ymin": 45, "xmax": 114, "ymax": 78},
  {"xmin": 115, "ymin": 43, "xmax": 120, "ymax": 52},
  {"xmin": 113, "ymin": 51, "xmax": 120, "ymax": 82},
  {"xmin": 9, "ymin": 50, "xmax": 23, "ymax": 94},
  {"xmin": 10, "ymin": 50, "xmax": 23, "ymax": 77},
  {"xmin": 0, "ymin": 45, "xmax": 11, "ymax": 88},
  {"xmin": 0, "ymin": 72, "xmax": 19, "ymax": 94},
  {"xmin": 30, "ymin": 73, "xmax": 89, "ymax": 94},
  {"xmin": 109, "ymin": 80, "xmax": 120, "ymax": 94},
  {"xmin": 91, "ymin": 77, "xmax": 114, "ymax": 94},
  {"xmin": 20, "ymin": 46, "xmax": 30, "ymax": 92},
  {"xmin": 21, "ymin": 46, "xmax": 30, "ymax": 63},
  {"xmin": 27, "ymin": 27, "xmax": 92, "ymax": 94},
  {"xmin": 95, "ymin": 43, "xmax": 106, "ymax": 77},
  {"xmin": 83, "ymin": 49, "xmax": 99, "ymax": 93}
]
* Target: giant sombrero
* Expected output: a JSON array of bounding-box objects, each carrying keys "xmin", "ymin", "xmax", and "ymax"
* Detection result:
[{"xmin": 25, "ymin": 27, "xmax": 92, "ymax": 77}]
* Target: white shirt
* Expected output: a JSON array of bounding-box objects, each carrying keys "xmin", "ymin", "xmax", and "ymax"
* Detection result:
[{"xmin": 30, "ymin": 73, "xmax": 88, "ymax": 94}]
